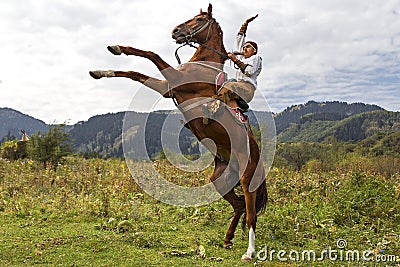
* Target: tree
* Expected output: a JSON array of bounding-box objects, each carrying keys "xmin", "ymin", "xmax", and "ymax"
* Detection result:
[
  {"xmin": 275, "ymin": 142, "xmax": 312, "ymax": 170},
  {"xmin": 27, "ymin": 124, "xmax": 72, "ymax": 168}
]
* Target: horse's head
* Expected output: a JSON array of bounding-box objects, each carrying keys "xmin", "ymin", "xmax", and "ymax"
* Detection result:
[{"xmin": 172, "ymin": 4, "xmax": 215, "ymax": 44}]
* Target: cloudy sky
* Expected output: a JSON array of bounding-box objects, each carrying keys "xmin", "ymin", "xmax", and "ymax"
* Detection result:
[{"xmin": 1, "ymin": 0, "xmax": 399, "ymax": 124}]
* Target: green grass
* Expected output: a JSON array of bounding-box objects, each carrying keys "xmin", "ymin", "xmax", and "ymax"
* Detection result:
[
  {"xmin": 0, "ymin": 211, "xmax": 248, "ymax": 266},
  {"xmin": 1, "ymin": 157, "xmax": 400, "ymax": 266}
]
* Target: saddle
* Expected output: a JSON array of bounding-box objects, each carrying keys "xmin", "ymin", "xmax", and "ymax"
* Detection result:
[
  {"xmin": 229, "ymin": 107, "xmax": 248, "ymax": 124},
  {"xmin": 202, "ymin": 99, "xmax": 248, "ymax": 125},
  {"xmin": 215, "ymin": 71, "xmax": 227, "ymax": 92}
]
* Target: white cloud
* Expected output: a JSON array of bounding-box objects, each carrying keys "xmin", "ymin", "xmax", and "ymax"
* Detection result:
[{"xmin": 0, "ymin": 0, "xmax": 399, "ymax": 123}]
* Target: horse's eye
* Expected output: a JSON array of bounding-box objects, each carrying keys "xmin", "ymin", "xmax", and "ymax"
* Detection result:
[{"xmin": 197, "ymin": 17, "xmax": 204, "ymax": 22}]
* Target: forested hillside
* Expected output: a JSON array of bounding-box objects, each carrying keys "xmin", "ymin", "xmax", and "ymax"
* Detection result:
[
  {"xmin": 2, "ymin": 101, "xmax": 399, "ymax": 159},
  {"xmin": 69, "ymin": 111, "xmax": 195, "ymax": 158},
  {"xmin": 278, "ymin": 110, "xmax": 400, "ymax": 142}
]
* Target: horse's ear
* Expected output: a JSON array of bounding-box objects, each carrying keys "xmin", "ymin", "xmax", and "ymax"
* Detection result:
[{"xmin": 207, "ymin": 3, "xmax": 213, "ymax": 18}]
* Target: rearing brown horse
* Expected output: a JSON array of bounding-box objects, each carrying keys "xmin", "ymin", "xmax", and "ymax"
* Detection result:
[{"xmin": 90, "ymin": 4, "xmax": 267, "ymax": 261}]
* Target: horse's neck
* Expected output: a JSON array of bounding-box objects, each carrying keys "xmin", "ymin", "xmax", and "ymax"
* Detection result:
[
  {"xmin": 189, "ymin": 37, "xmax": 226, "ymax": 64},
  {"xmin": 173, "ymin": 26, "xmax": 227, "ymax": 103}
]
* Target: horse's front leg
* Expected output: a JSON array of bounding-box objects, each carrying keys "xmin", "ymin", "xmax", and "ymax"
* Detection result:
[
  {"xmin": 108, "ymin": 45, "xmax": 181, "ymax": 85},
  {"xmin": 89, "ymin": 70, "xmax": 170, "ymax": 97}
]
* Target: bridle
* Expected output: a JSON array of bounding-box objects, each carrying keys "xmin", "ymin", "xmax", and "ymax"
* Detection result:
[
  {"xmin": 174, "ymin": 17, "xmax": 228, "ymax": 64},
  {"xmin": 185, "ymin": 17, "xmax": 215, "ymax": 44}
]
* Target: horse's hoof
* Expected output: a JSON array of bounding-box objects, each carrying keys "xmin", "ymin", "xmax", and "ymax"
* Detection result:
[
  {"xmin": 242, "ymin": 251, "xmax": 256, "ymax": 261},
  {"xmin": 241, "ymin": 255, "xmax": 252, "ymax": 261},
  {"xmin": 107, "ymin": 45, "xmax": 122, "ymax": 55},
  {"xmin": 89, "ymin": 71, "xmax": 102, "ymax": 79},
  {"xmin": 223, "ymin": 243, "xmax": 233, "ymax": 249},
  {"xmin": 89, "ymin": 70, "xmax": 115, "ymax": 79},
  {"xmin": 241, "ymin": 251, "xmax": 255, "ymax": 261}
]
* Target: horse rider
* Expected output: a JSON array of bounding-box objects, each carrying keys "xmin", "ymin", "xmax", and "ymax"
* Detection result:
[{"xmin": 218, "ymin": 15, "xmax": 262, "ymax": 111}]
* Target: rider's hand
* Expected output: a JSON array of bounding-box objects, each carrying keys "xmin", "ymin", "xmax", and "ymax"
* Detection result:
[
  {"xmin": 228, "ymin": 52, "xmax": 237, "ymax": 62},
  {"xmin": 245, "ymin": 14, "xmax": 258, "ymax": 25},
  {"xmin": 239, "ymin": 14, "xmax": 258, "ymax": 35}
]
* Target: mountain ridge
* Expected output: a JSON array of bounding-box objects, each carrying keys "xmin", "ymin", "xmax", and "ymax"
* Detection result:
[
  {"xmin": 1, "ymin": 101, "xmax": 399, "ymax": 158},
  {"xmin": 273, "ymin": 100, "xmax": 384, "ymax": 134},
  {"xmin": 0, "ymin": 107, "xmax": 48, "ymax": 141}
]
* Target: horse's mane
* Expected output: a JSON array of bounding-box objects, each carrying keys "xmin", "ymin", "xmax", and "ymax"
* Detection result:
[{"xmin": 215, "ymin": 20, "xmax": 227, "ymax": 56}]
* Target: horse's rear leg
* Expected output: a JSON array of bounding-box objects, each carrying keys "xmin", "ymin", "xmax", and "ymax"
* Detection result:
[
  {"xmin": 210, "ymin": 157, "xmax": 245, "ymax": 249},
  {"xmin": 89, "ymin": 70, "xmax": 170, "ymax": 96},
  {"xmin": 231, "ymin": 134, "xmax": 266, "ymax": 261},
  {"xmin": 241, "ymin": 187, "xmax": 257, "ymax": 261},
  {"xmin": 240, "ymin": 158, "xmax": 264, "ymax": 261}
]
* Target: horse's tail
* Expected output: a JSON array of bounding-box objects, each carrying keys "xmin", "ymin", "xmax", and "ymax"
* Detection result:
[
  {"xmin": 247, "ymin": 128, "xmax": 268, "ymax": 214},
  {"xmin": 255, "ymin": 178, "xmax": 268, "ymax": 214}
]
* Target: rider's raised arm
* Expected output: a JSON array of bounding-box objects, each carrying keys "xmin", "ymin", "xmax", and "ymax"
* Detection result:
[{"xmin": 235, "ymin": 14, "xmax": 258, "ymax": 51}]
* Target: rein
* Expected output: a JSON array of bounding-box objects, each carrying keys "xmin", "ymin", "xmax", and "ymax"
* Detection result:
[
  {"xmin": 174, "ymin": 42, "xmax": 199, "ymax": 65},
  {"xmin": 174, "ymin": 42, "xmax": 229, "ymax": 65}
]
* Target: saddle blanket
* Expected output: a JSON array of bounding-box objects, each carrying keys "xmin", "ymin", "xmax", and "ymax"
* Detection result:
[{"xmin": 230, "ymin": 108, "xmax": 248, "ymax": 124}]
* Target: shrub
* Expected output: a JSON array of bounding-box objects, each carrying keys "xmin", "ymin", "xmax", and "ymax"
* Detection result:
[
  {"xmin": 1, "ymin": 140, "xmax": 18, "ymax": 160},
  {"xmin": 27, "ymin": 125, "xmax": 72, "ymax": 168},
  {"xmin": 332, "ymin": 173, "xmax": 398, "ymax": 227}
]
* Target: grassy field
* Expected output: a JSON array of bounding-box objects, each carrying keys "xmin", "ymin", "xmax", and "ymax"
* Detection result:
[{"xmin": 1, "ymin": 156, "xmax": 399, "ymax": 266}]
